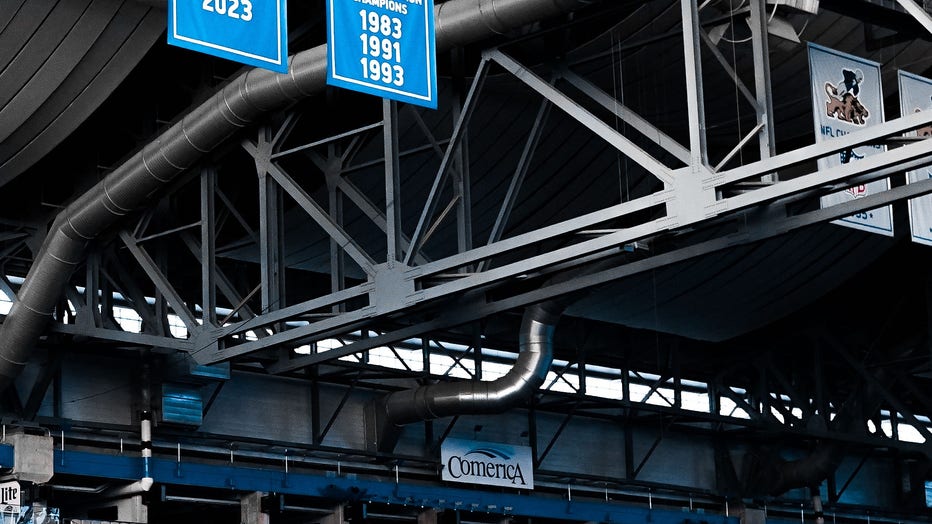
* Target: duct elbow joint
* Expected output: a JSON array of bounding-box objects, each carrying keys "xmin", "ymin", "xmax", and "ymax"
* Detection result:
[{"xmin": 368, "ymin": 301, "xmax": 565, "ymax": 452}]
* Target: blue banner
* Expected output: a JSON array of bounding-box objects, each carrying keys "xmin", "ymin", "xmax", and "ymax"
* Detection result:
[
  {"xmin": 327, "ymin": 0, "xmax": 437, "ymax": 108},
  {"xmin": 168, "ymin": 0, "xmax": 288, "ymax": 74}
]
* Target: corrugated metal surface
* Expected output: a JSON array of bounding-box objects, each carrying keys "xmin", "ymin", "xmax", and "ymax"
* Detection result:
[
  {"xmin": 6, "ymin": 0, "xmax": 929, "ymax": 345},
  {"xmin": 0, "ymin": 0, "xmax": 164, "ymax": 186},
  {"xmin": 567, "ymin": 223, "xmax": 895, "ymax": 341}
]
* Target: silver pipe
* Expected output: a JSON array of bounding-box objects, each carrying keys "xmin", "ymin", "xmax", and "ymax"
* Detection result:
[
  {"xmin": 140, "ymin": 410, "xmax": 153, "ymax": 491},
  {"xmin": 812, "ymin": 490, "xmax": 825, "ymax": 524},
  {"xmin": 0, "ymin": 0, "xmax": 596, "ymax": 391},
  {"xmin": 382, "ymin": 301, "xmax": 561, "ymax": 424}
]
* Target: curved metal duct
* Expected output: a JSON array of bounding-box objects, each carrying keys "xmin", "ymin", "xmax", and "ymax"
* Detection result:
[
  {"xmin": 0, "ymin": 0, "xmax": 596, "ymax": 391},
  {"xmin": 742, "ymin": 373, "xmax": 883, "ymax": 496},
  {"xmin": 367, "ymin": 300, "xmax": 566, "ymax": 451},
  {"xmin": 388, "ymin": 301, "xmax": 561, "ymax": 423}
]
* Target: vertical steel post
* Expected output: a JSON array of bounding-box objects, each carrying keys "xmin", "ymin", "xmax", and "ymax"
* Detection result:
[
  {"xmin": 472, "ymin": 323, "xmax": 483, "ymax": 380},
  {"xmin": 384, "ymin": 100, "xmax": 402, "ymax": 267},
  {"xmin": 624, "ymin": 409, "xmax": 635, "ymax": 479},
  {"xmin": 528, "ymin": 396, "xmax": 539, "ymax": 467},
  {"xmin": 759, "ymin": 359, "xmax": 770, "ymax": 418},
  {"xmin": 258, "ymin": 128, "xmax": 285, "ymax": 316},
  {"xmin": 326, "ymin": 148, "xmax": 346, "ymax": 313},
  {"xmin": 749, "ymin": 0, "xmax": 777, "ymax": 175},
  {"xmin": 86, "ymin": 251, "xmax": 102, "ymax": 327},
  {"xmin": 201, "ymin": 167, "xmax": 218, "ymax": 326},
  {"xmin": 681, "ymin": 0, "xmax": 708, "ymax": 169},
  {"xmin": 452, "ymin": 49, "xmax": 473, "ymax": 260},
  {"xmin": 310, "ymin": 366, "xmax": 322, "ymax": 445}
]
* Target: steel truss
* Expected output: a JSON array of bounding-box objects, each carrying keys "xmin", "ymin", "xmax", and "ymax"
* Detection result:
[
  {"xmin": 23, "ymin": 5, "xmax": 931, "ymax": 372},
  {"xmin": 0, "ymin": 0, "xmax": 931, "ymax": 508},
  {"xmin": 13, "ymin": 320, "xmax": 931, "ymax": 516}
]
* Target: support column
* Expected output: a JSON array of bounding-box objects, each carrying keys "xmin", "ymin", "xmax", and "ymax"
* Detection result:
[
  {"xmin": 452, "ymin": 47, "xmax": 473, "ymax": 262},
  {"xmin": 384, "ymin": 99, "xmax": 402, "ymax": 267},
  {"xmin": 326, "ymin": 149, "xmax": 346, "ymax": 314},
  {"xmin": 258, "ymin": 128, "xmax": 286, "ymax": 317},
  {"xmin": 749, "ymin": 0, "xmax": 777, "ymax": 176},
  {"xmin": 320, "ymin": 504, "xmax": 346, "ymax": 524},
  {"xmin": 741, "ymin": 508, "xmax": 766, "ymax": 524},
  {"xmin": 241, "ymin": 491, "xmax": 270, "ymax": 524},
  {"xmin": 419, "ymin": 508, "xmax": 438, "ymax": 524},
  {"xmin": 201, "ymin": 167, "xmax": 218, "ymax": 326},
  {"xmin": 681, "ymin": 0, "xmax": 708, "ymax": 169},
  {"xmin": 116, "ymin": 496, "xmax": 148, "ymax": 523}
]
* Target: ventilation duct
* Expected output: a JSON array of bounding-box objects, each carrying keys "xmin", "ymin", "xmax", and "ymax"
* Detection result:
[
  {"xmin": 0, "ymin": 0, "xmax": 597, "ymax": 392},
  {"xmin": 741, "ymin": 372, "xmax": 885, "ymax": 496},
  {"xmin": 366, "ymin": 298, "xmax": 576, "ymax": 452}
]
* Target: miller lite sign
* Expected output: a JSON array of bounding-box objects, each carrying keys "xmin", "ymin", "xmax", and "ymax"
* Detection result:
[{"xmin": 0, "ymin": 480, "xmax": 20, "ymax": 507}]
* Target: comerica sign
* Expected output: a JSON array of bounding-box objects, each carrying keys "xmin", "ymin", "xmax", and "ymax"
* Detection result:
[{"xmin": 440, "ymin": 439, "xmax": 534, "ymax": 489}]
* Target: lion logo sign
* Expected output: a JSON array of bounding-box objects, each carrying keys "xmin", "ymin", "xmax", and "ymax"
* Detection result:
[
  {"xmin": 914, "ymin": 96, "xmax": 932, "ymax": 137},
  {"xmin": 825, "ymin": 68, "xmax": 869, "ymax": 125}
]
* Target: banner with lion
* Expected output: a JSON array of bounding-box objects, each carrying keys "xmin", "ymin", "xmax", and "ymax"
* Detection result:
[{"xmin": 808, "ymin": 44, "xmax": 892, "ymax": 236}]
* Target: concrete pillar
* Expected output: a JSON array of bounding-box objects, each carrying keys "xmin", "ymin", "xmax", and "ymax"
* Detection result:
[
  {"xmin": 115, "ymin": 494, "xmax": 148, "ymax": 523},
  {"xmin": 320, "ymin": 504, "xmax": 346, "ymax": 524},
  {"xmin": 418, "ymin": 508, "xmax": 438, "ymax": 524},
  {"xmin": 9, "ymin": 432, "xmax": 54, "ymax": 484},
  {"xmin": 742, "ymin": 508, "xmax": 766, "ymax": 524},
  {"xmin": 240, "ymin": 491, "xmax": 269, "ymax": 524}
]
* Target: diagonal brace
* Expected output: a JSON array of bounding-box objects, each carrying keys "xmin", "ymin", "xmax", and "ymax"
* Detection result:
[
  {"xmin": 488, "ymin": 49, "xmax": 674, "ymax": 185},
  {"xmin": 244, "ymin": 140, "xmax": 377, "ymax": 277}
]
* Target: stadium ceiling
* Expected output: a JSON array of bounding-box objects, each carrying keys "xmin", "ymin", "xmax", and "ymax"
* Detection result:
[
  {"xmin": 2, "ymin": 0, "xmax": 932, "ymax": 520},
  {"xmin": 2, "ymin": 0, "xmax": 932, "ymax": 363}
]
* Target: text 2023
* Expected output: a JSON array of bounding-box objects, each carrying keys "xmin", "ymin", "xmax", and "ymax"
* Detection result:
[{"xmin": 202, "ymin": 0, "xmax": 253, "ymax": 21}]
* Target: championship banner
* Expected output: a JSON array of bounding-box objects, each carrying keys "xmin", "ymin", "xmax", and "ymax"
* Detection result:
[
  {"xmin": 809, "ymin": 43, "xmax": 893, "ymax": 236},
  {"xmin": 898, "ymin": 70, "xmax": 932, "ymax": 246}
]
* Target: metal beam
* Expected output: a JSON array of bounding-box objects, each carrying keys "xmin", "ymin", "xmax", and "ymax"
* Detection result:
[
  {"xmin": 384, "ymin": 100, "xmax": 403, "ymax": 267},
  {"xmin": 699, "ymin": 30, "xmax": 759, "ymax": 111},
  {"xmin": 263, "ymin": 173, "xmax": 932, "ymax": 372},
  {"xmin": 256, "ymin": 130, "xmax": 287, "ymax": 316},
  {"xmin": 681, "ymin": 0, "xmax": 708, "ymax": 168},
  {"xmin": 748, "ymin": 0, "xmax": 776, "ymax": 164},
  {"xmin": 47, "ymin": 447, "xmax": 737, "ymax": 524},
  {"xmin": 201, "ymin": 168, "xmax": 218, "ymax": 326},
  {"xmin": 827, "ymin": 338, "xmax": 932, "ymax": 441},
  {"xmin": 561, "ymin": 70, "xmax": 690, "ymax": 166},
  {"xmin": 333, "ymin": 175, "xmax": 429, "ymax": 265},
  {"xmin": 405, "ymin": 57, "xmax": 491, "ymax": 266},
  {"xmin": 714, "ymin": 109, "xmax": 932, "ymax": 185},
  {"xmin": 118, "ymin": 230, "xmax": 198, "ymax": 332},
  {"xmin": 488, "ymin": 50, "xmax": 675, "ymax": 185},
  {"xmin": 216, "ymin": 283, "xmax": 371, "ymax": 338},
  {"xmin": 893, "ymin": 0, "xmax": 932, "ymax": 36},
  {"xmin": 52, "ymin": 323, "xmax": 195, "ymax": 351},
  {"xmin": 179, "ymin": 233, "xmax": 264, "ymax": 326},
  {"xmin": 244, "ymin": 141, "xmax": 377, "ymax": 277},
  {"xmin": 101, "ymin": 260, "xmax": 164, "ymax": 336},
  {"xmin": 483, "ymin": 98, "xmax": 551, "ymax": 263}
]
